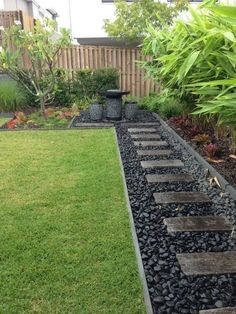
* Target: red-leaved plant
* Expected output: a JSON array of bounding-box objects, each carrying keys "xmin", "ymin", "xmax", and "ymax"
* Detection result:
[{"xmin": 203, "ymin": 143, "xmax": 218, "ymax": 158}]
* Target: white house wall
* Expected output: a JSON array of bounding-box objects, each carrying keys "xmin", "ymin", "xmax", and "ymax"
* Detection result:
[
  {"xmin": 75, "ymin": 0, "xmax": 115, "ymax": 37},
  {"xmin": 3, "ymin": 0, "xmax": 28, "ymax": 12}
]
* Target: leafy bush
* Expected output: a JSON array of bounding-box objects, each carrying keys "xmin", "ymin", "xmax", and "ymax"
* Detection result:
[
  {"xmin": 52, "ymin": 69, "xmax": 73, "ymax": 106},
  {"xmin": 0, "ymin": 80, "xmax": 29, "ymax": 111},
  {"xmin": 158, "ymin": 101, "xmax": 184, "ymax": 119},
  {"xmin": 73, "ymin": 68, "xmax": 119, "ymax": 105},
  {"xmin": 140, "ymin": 89, "xmax": 185, "ymax": 118},
  {"xmin": 142, "ymin": 3, "xmax": 236, "ymax": 148}
]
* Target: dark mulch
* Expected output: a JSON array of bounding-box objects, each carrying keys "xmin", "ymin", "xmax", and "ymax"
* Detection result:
[{"xmin": 167, "ymin": 120, "xmax": 236, "ymax": 189}]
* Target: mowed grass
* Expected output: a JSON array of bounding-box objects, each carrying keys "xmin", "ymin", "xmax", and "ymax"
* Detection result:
[{"xmin": 0, "ymin": 130, "xmax": 145, "ymax": 314}]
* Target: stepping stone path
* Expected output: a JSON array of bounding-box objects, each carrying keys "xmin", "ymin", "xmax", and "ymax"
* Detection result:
[
  {"xmin": 141, "ymin": 159, "xmax": 184, "ymax": 169},
  {"xmin": 127, "ymin": 124, "xmax": 236, "ymax": 311},
  {"xmin": 137, "ymin": 149, "xmax": 172, "ymax": 156},
  {"xmin": 134, "ymin": 141, "xmax": 168, "ymax": 147},
  {"xmin": 199, "ymin": 307, "xmax": 236, "ymax": 313},
  {"xmin": 177, "ymin": 251, "xmax": 236, "ymax": 275},
  {"xmin": 153, "ymin": 192, "xmax": 212, "ymax": 204},
  {"xmin": 128, "ymin": 128, "xmax": 157, "ymax": 133},
  {"xmin": 146, "ymin": 173, "xmax": 194, "ymax": 183},
  {"xmin": 131, "ymin": 133, "xmax": 161, "ymax": 139},
  {"xmin": 164, "ymin": 216, "xmax": 233, "ymax": 232}
]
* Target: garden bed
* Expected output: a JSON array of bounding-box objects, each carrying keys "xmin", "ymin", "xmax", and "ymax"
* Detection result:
[
  {"xmin": 167, "ymin": 116, "xmax": 236, "ymax": 189},
  {"xmin": 115, "ymin": 114, "xmax": 236, "ymax": 313},
  {"xmin": 0, "ymin": 107, "xmax": 78, "ymax": 130}
]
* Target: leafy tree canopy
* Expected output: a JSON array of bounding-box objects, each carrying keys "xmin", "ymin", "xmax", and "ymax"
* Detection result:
[{"xmin": 104, "ymin": 0, "xmax": 188, "ymax": 42}]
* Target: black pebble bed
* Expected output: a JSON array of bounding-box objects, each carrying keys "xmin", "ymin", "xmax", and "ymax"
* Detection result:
[
  {"xmin": 74, "ymin": 110, "xmax": 236, "ymax": 313},
  {"xmin": 115, "ymin": 114, "xmax": 236, "ymax": 314}
]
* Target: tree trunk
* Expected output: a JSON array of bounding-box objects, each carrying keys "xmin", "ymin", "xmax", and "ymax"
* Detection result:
[{"xmin": 40, "ymin": 96, "xmax": 47, "ymax": 119}]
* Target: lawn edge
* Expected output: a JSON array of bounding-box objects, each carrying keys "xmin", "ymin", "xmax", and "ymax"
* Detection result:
[
  {"xmin": 114, "ymin": 128, "xmax": 154, "ymax": 314},
  {"xmin": 153, "ymin": 112, "xmax": 236, "ymax": 201}
]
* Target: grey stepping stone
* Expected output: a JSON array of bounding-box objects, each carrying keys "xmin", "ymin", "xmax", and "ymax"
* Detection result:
[
  {"xmin": 137, "ymin": 150, "xmax": 172, "ymax": 156},
  {"xmin": 164, "ymin": 216, "xmax": 233, "ymax": 233},
  {"xmin": 128, "ymin": 128, "xmax": 157, "ymax": 133},
  {"xmin": 199, "ymin": 307, "xmax": 236, "ymax": 314},
  {"xmin": 177, "ymin": 251, "xmax": 236, "ymax": 275},
  {"xmin": 141, "ymin": 160, "xmax": 184, "ymax": 169},
  {"xmin": 134, "ymin": 141, "xmax": 168, "ymax": 147},
  {"xmin": 75, "ymin": 123, "xmax": 113, "ymax": 128},
  {"xmin": 153, "ymin": 192, "xmax": 211, "ymax": 204},
  {"xmin": 131, "ymin": 134, "xmax": 161, "ymax": 139},
  {"xmin": 146, "ymin": 173, "xmax": 194, "ymax": 183},
  {"xmin": 122, "ymin": 122, "xmax": 159, "ymax": 127}
]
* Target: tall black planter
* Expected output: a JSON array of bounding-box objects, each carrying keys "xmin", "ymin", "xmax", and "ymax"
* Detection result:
[
  {"xmin": 125, "ymin": 102, "xmax": 138, "ymax": 120},
  {"xmin": 89, "ymin": 103, "xmax": 103, "ymax": 121},
  {"xmin": 101, "ymin": 90, "xmax": 129, "ymax": 120}
]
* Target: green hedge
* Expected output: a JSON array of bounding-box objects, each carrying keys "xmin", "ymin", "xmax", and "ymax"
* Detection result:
[{"xmin": 72, "ymin": 67, "xmax": 119, "ymax": 102}]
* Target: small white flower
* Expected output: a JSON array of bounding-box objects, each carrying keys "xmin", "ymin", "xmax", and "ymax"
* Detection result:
[
  {"xmin": 0, "ymin": 47, "xmax": 3, "ymax": 53},
  {"xmin": 0, "ymin": 26, "xmax": 4, "ymax": 31},
  {"xmin": 14, "ymin": 20, "xmax": 22, "ymax": 26}
]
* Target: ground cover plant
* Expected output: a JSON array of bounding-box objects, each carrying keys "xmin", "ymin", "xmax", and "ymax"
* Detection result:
[
  {"xmin": 142, "ymin": 2, "xmax": 236, "ymax": 151},
  {"xmin": 0, "ymin": 129, "xmax": 145, "ymax": 313},
  {"xmin": 3, "ymin": 106, "xmax": 79, "ymax": 129}
]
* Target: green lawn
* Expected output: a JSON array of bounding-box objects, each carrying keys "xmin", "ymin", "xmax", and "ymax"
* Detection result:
[
  {"xmin": 0, "ymin": 117, "xmax": 10, "ymax": 126},
  {"xmin": 0, "ymin": 129, "xmax": 145, "ymax": 314}
]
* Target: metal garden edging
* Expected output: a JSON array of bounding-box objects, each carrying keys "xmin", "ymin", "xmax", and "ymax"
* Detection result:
[
  {"xmin": 114, "ymin": 128, "xmax": 154, "ymax": 314},
  {"xmin": 153, "ymin": 113, "xmax": 236, "ymax": 201}
]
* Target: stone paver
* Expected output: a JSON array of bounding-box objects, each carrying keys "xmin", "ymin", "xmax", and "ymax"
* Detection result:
[
  {"xmin": 128, "ymin": 128, "xmax": 157, "ymax": 133},
  {"xmin": 131, "ymin": 134, "xmax": 161, "ymax": 139},
  {"xmin": 134, "ymin": 141, "xmax": 168, "ymax": 147},
  {"xmin": 137, "ymin": 149, "xmax": 172, "ymax": 156},
  {"xmin": 146, "ymin": 173, "xmax": 194, "ymax": 183},
  {"xmin": 164, "ymin": 216, "xmax": 233, "ymax": 233},
  {"xmin": 141, "ymin": 160, "xmax": 184, "ymax": 169},
  {"xmin": 199, "ymin": 307, "xmax": 236, "ymax": 314},
  {"xmin": 177, "ymin": 251, "xmax": 236, "ymax": 275},
  {"xmin": 123, "ymin": 122, "xmax": 159, "ymax": 127},
  {"xmin": 153, "ymin": 192, "xmax": 211, "ymax": 204},
  {"xmin": 75, "ymin": 123, "xmax": 113, "ymax": 128}
]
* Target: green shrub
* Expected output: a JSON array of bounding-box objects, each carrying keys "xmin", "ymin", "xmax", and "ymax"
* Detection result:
[
  {"xmin": 53, "ymin": 69, "xmax": 73, "ymax": 106},
  {"xmin": 93, "ymin": 68, "xmax": 119, "ymax": 93},
  {"xmin": 73, "ymin": 68, "xmax": 119, "ymax": 105},
  {"xmin": 0, "ymin": 80, "xmax": 29, "ymax": 111},
  {"xmin": 158, "ymin": 102, "xmax": 183, "ymax": 119},
  {"xmin": 140, "ymin": 89, "xmax": 185, "ymax": 118}
]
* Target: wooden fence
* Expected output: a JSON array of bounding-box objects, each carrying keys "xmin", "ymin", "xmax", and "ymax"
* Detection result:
[
  {"xmin": 0, "ymin": 10, "xmax": 159, "ymax": 97},
  {"xmin": 55, "ymin": 46, "xmax": 159, "ymax": 98}
]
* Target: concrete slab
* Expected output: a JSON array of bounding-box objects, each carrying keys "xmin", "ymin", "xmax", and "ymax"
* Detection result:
[
  {"xmin": 146, "ymin": 173, "xmax": 194, "ymax": 183},
  {"xmin": 137, "ymin": 150, "xmax": 172, "ymax": 156},
  {"xmin": 141, "ymin": 160, "xmax": 184, "ymax": 169},
  {"xmin": 177, "ymin": 251, "xmax": 236, "ymax": 275},
  {"xmin": 153, "ymin": 192, "xmax": 211, "ymax": 204},
  {"xmin": 164, "ymin": 216, "xmax": 233, "ymax": 232},
  {"xmin": 134, "ymin": 141, "xmax": 168, "ymax": 147}
]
